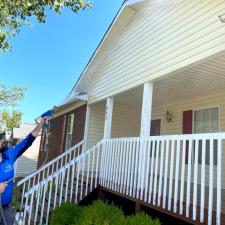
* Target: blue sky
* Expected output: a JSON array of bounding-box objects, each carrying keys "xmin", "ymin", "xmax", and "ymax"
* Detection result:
[{"xmin": 0, "ymin": 0, "xmax": 124, "ymax": 123}]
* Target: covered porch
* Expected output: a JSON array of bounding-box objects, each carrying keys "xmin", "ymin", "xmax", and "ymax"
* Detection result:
[{"xmin": 85, "ymin": 51, "xmax": 225, "ymax": 225}]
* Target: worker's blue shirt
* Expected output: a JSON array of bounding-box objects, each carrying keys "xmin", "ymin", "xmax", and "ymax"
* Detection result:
[{"xmin": 0, "ymin": 133, "xmax": 36, "ymax": 207}]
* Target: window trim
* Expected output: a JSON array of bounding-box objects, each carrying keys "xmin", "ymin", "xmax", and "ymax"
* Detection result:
[
  {"xmin": 192, "ymin": 105, "xmax": 220, "ymax": 166},
  {"xmin": 65, "ymin": 113, "xmax": 74, "ymax": 150},
  {"xmin": 192, "ymin": 105, "xmax": 220, "ymax": 134}
]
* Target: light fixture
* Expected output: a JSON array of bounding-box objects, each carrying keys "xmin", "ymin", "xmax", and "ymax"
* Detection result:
[
  {"xmin": 166, "ymin": 110, "xmax": 172, "ymax": 122},
  {"xmin": 219, "ymin": 13, "xmax": 225, "ymax": 23}
]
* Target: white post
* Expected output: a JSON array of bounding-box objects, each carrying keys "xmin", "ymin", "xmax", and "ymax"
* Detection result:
[
  {"xmin": 139, "ymin": 82, "xmax": 153, "ymax": 197},
  {"xmin": 83, "ymin": 105, "xmax": 91, "ymax": 152},
  {"xmin": 140, "ymin": 82, "xmax": 153, "ymax": 137},
  {"xmin": 104, "ymin": 97, "xmax": 114, "ymax": 139}
]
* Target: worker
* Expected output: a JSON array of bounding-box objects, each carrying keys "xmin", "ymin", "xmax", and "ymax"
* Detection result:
[{"xmin": 0, "ymin": 118, "xmax": 46, "ymax": 225}]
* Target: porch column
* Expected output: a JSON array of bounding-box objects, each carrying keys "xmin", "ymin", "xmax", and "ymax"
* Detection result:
[
  {"xmin": 139, "ymin": 82, "xmax": 153, "ymax": 199},
  {"xmin": 103, "ymin": 97, "xmax": 114, "ymax": 139},
  {"xmin": 140, "ymin": 82, "xmax": 153, "ymax": 137},
  {"xmin": 83, "ymin": 105, "xmax": 91, "ymax": 152}
]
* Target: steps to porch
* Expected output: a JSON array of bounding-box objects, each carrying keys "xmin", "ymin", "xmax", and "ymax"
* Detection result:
[{"xmin": 16, "ymin": 133, "xmax": 225, "ymax": 225}]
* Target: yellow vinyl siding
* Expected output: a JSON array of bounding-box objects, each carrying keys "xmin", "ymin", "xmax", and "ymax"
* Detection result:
[
  {"xmin": 112, "ymin": 103, "xmax": 141, "ymax": 138},
  {"xmin": 87, "ymin": 0, "xmax": 225, "ymax": 104},
  {"xmin": 87, "ymin": 102, "xmax": 105, "ymax": 149}
]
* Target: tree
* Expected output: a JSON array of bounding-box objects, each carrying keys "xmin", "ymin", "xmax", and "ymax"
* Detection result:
[
  {"xmin": 0, "ymin": 83, "xmax": 27, "ymax": 132},
  {"xmin": 0, "ymin": 0, "xmax": 92, "ymax": 51},
  {"xmin": 1, "ymin": 110, "xmax": 22, "ymax": 131}
]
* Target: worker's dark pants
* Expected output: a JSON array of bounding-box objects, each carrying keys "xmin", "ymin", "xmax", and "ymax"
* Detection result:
[{"xmin": 0, "ymin": 205, "xmax": 15, "ymax": 225}]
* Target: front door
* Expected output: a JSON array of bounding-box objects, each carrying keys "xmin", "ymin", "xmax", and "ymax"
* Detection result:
[{"xmin": 150, "ymin": 119, "xmax": 161, "ymax": 136}]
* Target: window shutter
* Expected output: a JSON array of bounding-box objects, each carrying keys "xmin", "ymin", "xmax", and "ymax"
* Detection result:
[{"xmin": 183, "ymin": 110, "xmax": 193, "ymax": 164}]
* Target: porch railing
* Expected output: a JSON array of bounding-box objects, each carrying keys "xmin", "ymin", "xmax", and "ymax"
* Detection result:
[
  {"xmin": 17, "ymin": 140, "xmax": 103, "ymax": 225},
  {"xmin": 100, "ymin": 133, "xmax": 225, "ymax": 225},
  {"xmin": 17, "ymin": 133, "xmax": 225, "ymax": 225}
]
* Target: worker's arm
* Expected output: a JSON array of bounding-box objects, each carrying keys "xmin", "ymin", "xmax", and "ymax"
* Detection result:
[
  {"xmin": 32, "ymin": 118, "xmax": 47, "ymax": 137},
  {"xmin": 13, "ymin": 118, "xmax": 46, "ymax": 159},
  {"xmin": 0, "ymin": 183, "xmax": 7, "ymax": 194}
]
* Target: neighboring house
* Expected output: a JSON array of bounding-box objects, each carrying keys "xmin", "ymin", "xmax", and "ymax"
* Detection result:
[
  {"xmin": 12, "ymin": 124, "xmax": 41, "ymax": 177},
  {"xmin": 19, "ymin": 1, "xmax": 225, "ymax": 225}
]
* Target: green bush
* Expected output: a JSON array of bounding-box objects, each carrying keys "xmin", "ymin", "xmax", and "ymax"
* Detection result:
[
  {"xmin": 127, "ymin": 212, "xmax": 161, "ymax": 225},
  {"xmin": 50, "ymin": 201, "xmax": 161, "ymax": 225},
  {"xmin": 74, "ymin": 201, "xmax": 126, "ymax": 225},
  {"xmin": 50, "ymin": 202, "xmax": 82, "ymax": 225}
]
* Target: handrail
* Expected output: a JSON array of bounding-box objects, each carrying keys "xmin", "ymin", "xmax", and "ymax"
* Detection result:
[
  {"xmin": 17, "ymin": 140, "xmax": 84, "ymax": 186},
  {"xmin": 17, "ymin": 140, "xmax": 104, "ymax": 225}
]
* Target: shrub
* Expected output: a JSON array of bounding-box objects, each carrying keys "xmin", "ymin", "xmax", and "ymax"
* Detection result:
[
  {"xmin": 50, "ymin": 201, "xmax": 161, "ymax": 225},
  {"xmin": 50, "ymin": 202, "xmax": 82, "ymax": 225},
  {"xmin": 74, "ymin": 201, "xmax": 127, "ymax": 225},
  {"xmin": 127, "ymin": 212, "xmax": 161, "ymax": 225}
]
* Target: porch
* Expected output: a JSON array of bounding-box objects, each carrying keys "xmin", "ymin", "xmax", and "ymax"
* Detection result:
[
  {"xmin": 84, "ymin": 51, "xmax": 225, "ymax": 225},
  {"xmin": 16, "ymin": 52, "xmax": 225, "ymax": 225}
]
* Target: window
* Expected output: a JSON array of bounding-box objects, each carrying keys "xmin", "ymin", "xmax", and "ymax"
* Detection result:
[
  {"xmin": 65, "ymin": 114, "xmax": 74, "ymax": 150},
  {"xmin": 193, "ymin": 107, "xmax": 219, "ymax": 165}
]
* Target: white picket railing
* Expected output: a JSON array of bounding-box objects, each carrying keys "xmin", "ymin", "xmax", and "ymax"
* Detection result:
[
  {"xmin": 100, "ymin": 133, "xmax": 225, "ymax": 225},
  {"xmin": 17, "ymin": 140, "xmax": 103, "ymax": 225},
  {"xmin": 17, "ymin": 133, "xmax": 224, "ymax": 225}
]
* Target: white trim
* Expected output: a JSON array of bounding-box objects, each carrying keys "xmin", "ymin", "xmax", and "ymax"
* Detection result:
[
  {"xmin": 140, "ymin": 82, "xmax": 153, "ymax": 137},
  {"xmin": 104, "ymin": 97, "xmax": 114, "ymax": 139},
  {"xmin": 83, "ymin": 105, "xmax": 90, "ymax": 151},
  {"xmin": 65, "ymin": 113, "xmax": 74, "ymax": 150}
]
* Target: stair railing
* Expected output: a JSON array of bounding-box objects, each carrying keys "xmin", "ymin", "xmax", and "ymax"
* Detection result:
[{"xmin": 17, "ymin": 140, "xmax": 103, "ymax": 225}]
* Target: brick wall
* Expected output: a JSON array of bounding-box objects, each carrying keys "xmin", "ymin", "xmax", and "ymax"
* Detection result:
[{"xmin": 38, "ymin": 104, "xmax": 87, "ymax": 167}]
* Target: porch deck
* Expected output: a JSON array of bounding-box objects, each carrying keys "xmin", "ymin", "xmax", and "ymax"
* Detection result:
[{"xmin": 100, "ymin": 179, "xmax": 225, "ymax": 225}]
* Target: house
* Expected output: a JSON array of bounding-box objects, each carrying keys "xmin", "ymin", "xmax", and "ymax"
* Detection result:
[
  {"xmin": 17, "ymin": 0, "xmax": 225, "ymax": 225},
  {"xmin": 12, "ymin": 124, "xmax": 41, "ymax": 177}
]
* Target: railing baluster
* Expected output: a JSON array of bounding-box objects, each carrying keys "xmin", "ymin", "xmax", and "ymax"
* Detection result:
[
  {"xmin": 179, "ymin": 139, "xmax": 186, "ymax": 215},
  {"xmin": 144, "ymin": 140, "xmax": 150, "ymax": 202},
  {"xmin": 186, "ymin": 138, "xmax": 193, "ymax": 218},
  {"xmin": 70, "ymin": 161, "xmax": 76, "ymax": 201},
  {"xmin": 126, "ymin": 140, "xmax": 132, "ymax": 196},
  {"xmin": 193, "ymin": 136, "xmax": 199, "ymax": 220},
  {"xmin": 158, "ymin": 139, "xmax": 165, "ymax": 207},
  {"xmin": 108, "ymin": 139, "xmax": 117, "ymax": 190},
  {"xmin": 86, "ymin": 149, "xmax": 91, "ymax": 196},
  {"xmin": 174, "ymin": 138, "xmax": 181, "ymax": 213},
  {"xmin": 130, "ymin": 139, "xmax": 136, "ymax": 197},
  {"xmin": 200, "ymin": 138, "xmax": 206, "ymax": 223},
  {"xmin": 163, "ymin": 139, "xmax": 169, "ymax": 209},
  {"xmin": 90, "ymin": 150, "xmax": 95, "ymax": 192},
  {"xmin": 120, "ymin": 140, "xmax": 126, "ymax": 193},
  {"xmin": 75, "ymin": 161, "xmax": 81, "ymax": 203},
  {"xmin": 80, "ymin": 154, "xmax": 86, "ymax": 200},
  {"xmin": 112, "ymin": 139, "xmax": 118, "ymax": 191},
  {"xmin": 107, "ymin": 140, "xmax": 114, "ymax": 189},
  {"xmin": 153, "ymin": 139, "xmax": 160, "ymax": 205},
  {"xmin": 124, "ymin": 139, "xmax": 130, "ymax": 195},
  {"xmin": 148, "ymin": 138, "xmax": 156, "ymax": 204},
  {"xmin": 168, "ymin": 139, "xmax": 175, "ymax": 211},
  {"xmin": 134, "ymin": 139, "xmax": 139, "ymax": 198},
  {"xmin": 217, "ymin": 136, "xmax": 222, "ymax": 225},
  {"xmin": 103, "ymin": 141, "xmax": 110, "ymax": 188},
  {"xmin": 115, "ymin": 141, "xmax": 122, "ymax": 191},
  {"xmin": 208, "ymin": 138, "xmax": 214, "ymax": 225},
  {"xmin": 95, "ymin": 143, "xmax": 101, "ymax": 188}
]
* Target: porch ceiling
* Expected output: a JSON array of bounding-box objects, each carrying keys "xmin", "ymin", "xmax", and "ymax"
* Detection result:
[{"xmin": 114, "ymin": 52, "xmax": 225, "ymax": 107}]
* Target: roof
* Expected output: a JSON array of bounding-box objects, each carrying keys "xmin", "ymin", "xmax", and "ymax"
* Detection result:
[{"xmin": 60, "ymin": 0, "xmax": 145, "ymax": 107}]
